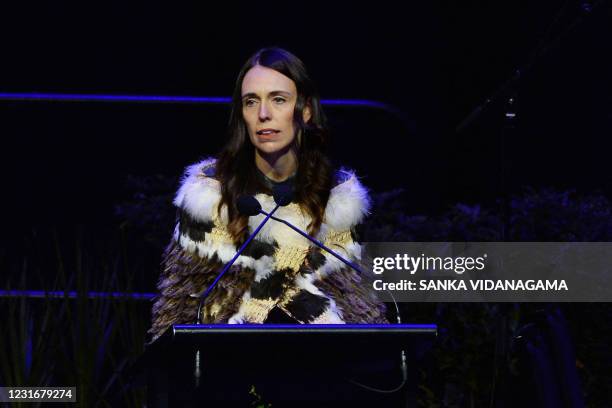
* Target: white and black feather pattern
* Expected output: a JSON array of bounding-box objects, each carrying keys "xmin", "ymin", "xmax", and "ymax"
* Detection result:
[
  {"xmin": 175, "ymin": 158, "xmax": 371, "ymax": 240},
  {"xmin": 173, "ymin": 157, "xmax": 228, "ymax": 224},
  {"xmin": 320, "ymin": 168, "xmax": 371, "ymax": 232},
  {"xmin": 247, "ymin": 194, "xmax": 312, "ymax": 247},
  {"xmin": 159, "ymin": 158, "xmax": 385, "ymax": 326}
]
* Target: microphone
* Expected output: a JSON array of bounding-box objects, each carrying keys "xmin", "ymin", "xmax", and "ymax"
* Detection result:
[
  {"xmin": 237, "ymin": 195, "xmax": 262, "ymax": 216},
  {"xmin": 194, "ymin": 190, "xmax": 291, "ymax": 324},
  {"xmin": 236, "ymin": 194, "xmax": 373, "ymax": 281},
  {"xmin": 272, "ymin": 183, "xmax": 294, "ymax": 206},
  {"xmin": 236, "ymin": 184, "xmax": 293, "ymax": 216},
  {"xmin": 236, "ymin": 191, "xmax": 362, "ymax": 272}
]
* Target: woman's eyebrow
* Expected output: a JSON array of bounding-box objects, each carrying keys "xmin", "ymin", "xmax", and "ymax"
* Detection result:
[
  {"xmin": 269, "ymin": 90, "xmax": 292, "ymax": 97},
  {"xmin": 241, "ymin": 90, "xmax": 292, "ymax": 99},
  {"xmin": 241, "ymin": 92, "xmax": 258, "ymax": 100}
]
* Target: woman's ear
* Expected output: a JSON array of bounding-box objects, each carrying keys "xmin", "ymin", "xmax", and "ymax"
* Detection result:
[{"xmin": 302, "ymin": 101, "xmax": 312, "ymax": 123}]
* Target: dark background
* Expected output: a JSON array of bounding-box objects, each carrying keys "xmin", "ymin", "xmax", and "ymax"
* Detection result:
[
  {"xmin": 1, "ymin": 2, "xmax": 611, "ymax": 405},
  {"xmin": 2, "ymin": 1, "xmax": 610, "ymax": 224}
]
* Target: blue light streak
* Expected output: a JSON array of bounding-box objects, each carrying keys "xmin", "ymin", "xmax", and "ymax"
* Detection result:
[
  {"xmin": 176, "ymin": 323, "xmax": 438, "ymax": 330},
  {"xmin": 0, "ymin": 92, "xmax": 393, "ymax": 110},
  {"xmin": 0, "ymin": 290, "xmax": 155, "ymax": 300},
  {"xmin": 0, "ymin": 93, "xmax": 230, "ymax": 104}
]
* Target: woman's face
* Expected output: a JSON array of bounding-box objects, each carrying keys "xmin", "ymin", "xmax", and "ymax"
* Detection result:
[{"xmin": 241, "ymin": 64, "xmax": 311, "ymax": 156}]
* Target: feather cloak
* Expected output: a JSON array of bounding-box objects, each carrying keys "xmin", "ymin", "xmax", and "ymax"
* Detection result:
[{"xmin": 148, "ymin": 158, "xmax": 388, "ymax": 342}]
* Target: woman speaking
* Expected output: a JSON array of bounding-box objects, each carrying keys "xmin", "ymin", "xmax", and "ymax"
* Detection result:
[{"xmin": 148, "ymin": 47, "xmax": 388, "ymax": 342}]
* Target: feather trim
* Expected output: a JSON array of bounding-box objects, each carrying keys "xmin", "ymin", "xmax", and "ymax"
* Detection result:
[
  {"xmin": 173, "ymin": 157, "xmax": 227, "ymax": 224},
  {"xmin": 321, "ymin": 168, "xmax": 371, "ymax": 232},
  {"xmin": 175, "ymin": 158, "xmax": 371, "ymax": 237},
  {"xmin": 149, "ymin": 158, "xmax": 385, "ymax": 340}
]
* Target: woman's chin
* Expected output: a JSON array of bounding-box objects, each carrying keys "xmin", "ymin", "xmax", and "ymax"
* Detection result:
[{"xmin": 255, "ymin": 142, "xmax": 291, "ymax": 156}]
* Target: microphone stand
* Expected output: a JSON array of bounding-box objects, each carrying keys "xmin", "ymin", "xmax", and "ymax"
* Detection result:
[
  {"xmin": 194, "ymin": 204, "xmax": 281, "ymax": 325},
  {"xmin": 258, "ymin": 209, "xmax": 408, "ymax": 393},
  {"xmin": 258, "ymin": 209, "xmax": 365, "ymax": 274},
  {"xmin": 191, "ymin": 202, "xmax": 282, "ymax": 388}
]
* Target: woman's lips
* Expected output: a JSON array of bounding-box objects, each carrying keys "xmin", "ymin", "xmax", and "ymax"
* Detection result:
[
  {"xmin": 256, "ymin": 129, "xmax": 280, "ymax": 141},
  {"xmin": 257, "ymin": 129, "xmax": 279, "ymax": 135}
]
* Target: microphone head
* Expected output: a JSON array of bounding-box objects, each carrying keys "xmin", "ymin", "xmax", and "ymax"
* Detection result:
[
  {"xmin": 237, "ymin": 195, "xmax": 262, "ymax": 216},
  {"xmin": 273, "ymin": 184, "xmax": 294, "ymax": 207}
]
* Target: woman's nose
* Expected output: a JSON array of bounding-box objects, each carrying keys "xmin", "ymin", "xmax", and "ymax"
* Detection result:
[{"xmin": 258, "ymin": 102, "xmax": 271, "ymax": 121}]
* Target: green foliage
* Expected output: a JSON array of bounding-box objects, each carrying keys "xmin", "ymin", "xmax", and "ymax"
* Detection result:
[
  {"xmin": 249, "ymin": 385, "xmax": 273, "ymax": 408},
  {"xmin": 0, "ymin": 227, "xmax": 148, "ymax": 407}
]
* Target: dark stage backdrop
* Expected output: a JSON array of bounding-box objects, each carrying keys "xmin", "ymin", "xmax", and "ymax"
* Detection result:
[
  {"xmin": 1, "ymin": 2, "xmax": 611, "ymax": 406},
  {"xmin": 1, "ymin": 1, "xmax": 610, "ymax": 224}
]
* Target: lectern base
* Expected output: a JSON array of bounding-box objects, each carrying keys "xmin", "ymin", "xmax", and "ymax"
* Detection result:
[
  {"xmin": 142, "ymin": 324, "xmax": 436, "ymax": 407},
  {"xmin": 147, "ymin": 352, "xmax": 413, "ymax": 407}
]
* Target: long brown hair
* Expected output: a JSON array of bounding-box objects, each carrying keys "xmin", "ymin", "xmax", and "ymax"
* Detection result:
[{"xmin": 216, "ymin": 47, "xmax": 333, "ymax": 245}]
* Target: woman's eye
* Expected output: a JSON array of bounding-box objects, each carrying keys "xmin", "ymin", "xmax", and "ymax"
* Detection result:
[
  {"xmin": 244, "ymin": 99, "xmax": 257, "ymax": 107},
  {"xmin": 273, "ymin": 97, "xmax": 286, "ymax": 104}
]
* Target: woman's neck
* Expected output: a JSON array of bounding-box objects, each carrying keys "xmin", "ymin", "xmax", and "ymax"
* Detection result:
[{"xmin": 255, "ymin": 148, "xmax": 297, "ymax": 182}]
